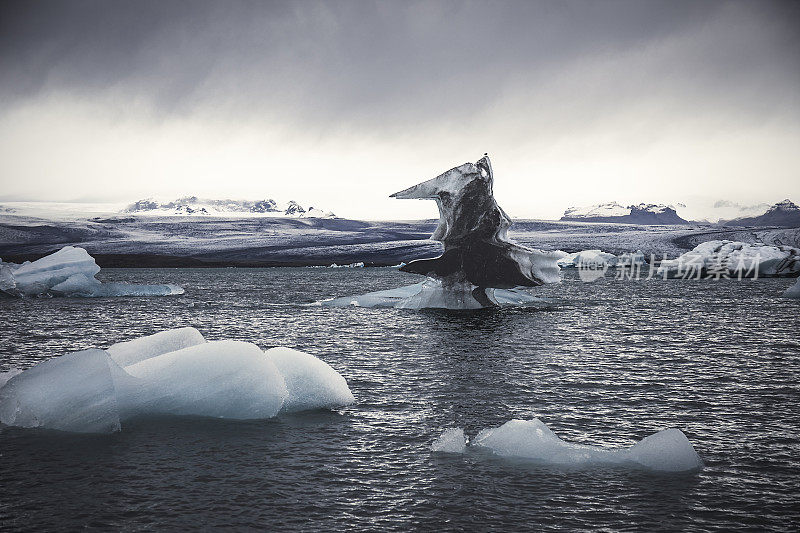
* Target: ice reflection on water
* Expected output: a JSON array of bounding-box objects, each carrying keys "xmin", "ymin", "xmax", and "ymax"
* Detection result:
[{"xmin": 1, "ymin": 268, "xmax": 798, "ymax": 531}]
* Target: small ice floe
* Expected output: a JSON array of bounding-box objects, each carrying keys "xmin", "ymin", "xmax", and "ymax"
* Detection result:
[
  {"xmin": 783, "ymin": 277, "xmax": 800, "ymax": 299},
  {"xmin": 328, "ymin": 262, "xmax": 365, "ymax": 268},
  {"xmin": 0, "ymin": 246, "xmax": 183, "ymax": 297},
  {"xmin": 319, "ymin": 279, "xmax": 550, "ymax": 310},
  {"xmin": 431, "ymin": 428, "xmax": 468, "ymax": 453},
  {"xmin": 433, "ymin": 419, "xmax": 703, "ymax": 473},
  {"xmin": 0, "ymin": 328, "xmax": 354, "ymax": 433},
  {"xmin": 556, "ymin": 250, "xmax": 618, "ymax": 269},
  {"xmin": 657, "ymin": 241, "xmax": 799, "ymax": 278},
  {"xmin": 554, "ymin": 249, "xmax": 647, "ymax": 270}
]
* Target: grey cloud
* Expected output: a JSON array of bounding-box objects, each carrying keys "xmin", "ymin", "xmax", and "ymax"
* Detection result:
[{"xmin": 1, "ymin": 0, "xmax": 799, "ymax": 133}]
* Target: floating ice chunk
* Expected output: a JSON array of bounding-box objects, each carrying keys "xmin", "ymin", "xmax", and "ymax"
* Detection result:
[
  {"xmin": 783, "ymin": 277, "xmax": 800, "ymax": 299},
  {"xmin": 657, "ymin": 241, "xmax": 800, "ymax": 278},
  {"xmin": 431, "ymin": 428, "xmax": 467, "ymax": 453},
  {"xmin": 0, "ymin": 246, "xmax": 184, "ymax": 297},
  {"xmin": 119, "ymin": 341, "xmax": 288, "ymax": 420},
  {"xmin": 266, "ymin": 347, "xmax": 355, "ymax": 412},
  {"xmin": 0, "ymin": 349, "xmax": 123, "ymax": 433},
  {"xmin": 557, "ymin": 250, "xmax": 618, "ymax": 268},
  {"xmin": 328, "ymin": 262, "xmax": 365, "ymax": 268},
  {"xmin": 472, "ymin": 419, "xmax": 703, "ymax": 472},
  {"xmin": 107, "ymin": 327, "xmax": 207, "ymax": 367},
  {"xmin": 320, "ymin": 279, "xmax": 550, "ymax": 310},
  {"xmin": 0, "ymin": 331, "xmax": 356, "ymax": 433}
]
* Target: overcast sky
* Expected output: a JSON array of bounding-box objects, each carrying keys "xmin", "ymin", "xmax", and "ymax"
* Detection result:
[{"xmin": 1, "ymin": 0, "xmax": 798, "ymax": 220}]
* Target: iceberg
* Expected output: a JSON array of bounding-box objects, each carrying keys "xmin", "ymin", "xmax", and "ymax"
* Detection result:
[
  {"xmin": 783, "ymin": 277, "xmax": 800, "ymax": 299},
  {"xmin": 266, "ymin": 347, "xmax": 355, "ymax": 412},
  {"xmin": 323, "ymin": 155, "xmax": 560, "ymax": 309},
  {"xmin": 0, "ymin": 328, "xmax": 354, "ymax": 433},
  {"xmin": 557, "ymin": 249, "xmax": 618, "ymax": 268},
  {"xmin": 657, "ymin": 241, "xmax": 800, "ymax": 278},
  {"xmin": 0, "ymin": 246, "xmax": 183, "ymax": 297},
  {"xmin": 436, "ymin": 419, "xmax": 703, "ymax": 473}
]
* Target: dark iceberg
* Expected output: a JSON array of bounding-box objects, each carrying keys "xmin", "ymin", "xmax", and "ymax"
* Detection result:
[
  {"xmin": 321, "ymin": 155, "xmax": 560, "ymax": 309},
  {"xmin": 392, "ymin": 155, "xmax": 557, "ymax": 290}
]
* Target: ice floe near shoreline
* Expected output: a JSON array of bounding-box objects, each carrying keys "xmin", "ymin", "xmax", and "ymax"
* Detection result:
[
  {"xmin": 432, "ymin": 419, "xmax": 703, "ymax": 473},
  {"xmin": 0, "ymin": 328, "xmax": 354, "ymax": 433},
  {"xmin": 0, "ymin": 246, "xmax": 183, "ymax": 297},
  {"xmin": 657, "ymin": 241, "xmax": 800, "ymax": 278}
]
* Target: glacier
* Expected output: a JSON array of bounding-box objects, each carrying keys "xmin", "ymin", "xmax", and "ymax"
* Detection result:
[
  {"xmin": 657, "ymin": 241, "xmax": 800, "ymax": 278},
  {"xmin": 0, "ymin": 328, "xmax": 355, "ymax": 433},
  {"xmin": 433, "ymin": 419, "xmax": 703, "ymax": 473},
  {"xmin": 0, "ymin": 246, "xmax": 183, "ymax": 297}
]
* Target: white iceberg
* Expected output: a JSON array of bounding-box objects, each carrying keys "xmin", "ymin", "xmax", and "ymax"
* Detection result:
[
  {"xmin": 267, "ymin": 347, "xmax": 355, "ymax": 412},
  {"xmin": 438, "ymin": 419, "xmax": 703, "ymax": 473},
  {"xmin": 431, "ymin": 428, "xmax": 467, "ymax": 453},
  {"xmin": 783, "ymin": 277, "xmax": 800, "ymax": 299},
  {"xmin": 657, "ymin": 241, "xmax": 800, "ymax": 278},
  {"xmin": 0, "ymin": 328, "xmax": 354, "ymax": 433},
  {"xmin": 0, "ymin": 246, "xmax": 183, "ymax": 297},
  {"xmin": 319, "ymin": 279, "xmax": 550, "ymax": 310}
]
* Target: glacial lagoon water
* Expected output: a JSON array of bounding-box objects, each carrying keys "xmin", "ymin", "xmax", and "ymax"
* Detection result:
[{"xmin": 1, "ymin": 267, "xmax": 798, "ymax": 531}]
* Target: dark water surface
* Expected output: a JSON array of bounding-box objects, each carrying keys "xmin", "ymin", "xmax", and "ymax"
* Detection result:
[{"xmin": 1, "ymin": 268, "xmax": 799, "ymax": 531}]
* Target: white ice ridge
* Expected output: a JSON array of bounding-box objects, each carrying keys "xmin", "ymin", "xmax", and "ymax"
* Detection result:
[
  {"xmin": 434, "ymin": 419, "xmax": 703, "ymax": 473},
  {"xmin": 0, "ymin": 328, "xmax": 354, "ymax": 433},
  {"xmin": 783, "ymin": 277, "xmax": 800, "ymax": 299},
  {"xmin": 319, "ymin": 278, "xmax": 551, "ymax": 309},
  {"xmin": 657, "ymin": 241, "xmax": 800, "ymax": 278},
  {"xmin": 0, "ymin": 246, "xmax": 184, "ymax": 297}
]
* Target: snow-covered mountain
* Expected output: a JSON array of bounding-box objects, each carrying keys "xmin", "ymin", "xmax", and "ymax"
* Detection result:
[
  {"xmin": 725, "ymin": 199, "xmax": 800, "ymax": 228},
  {"xmin": 122, "ymin": 196, "xmax": 336, "ymax": 218},
  {"xmin": 560, "ymin": 202, "xmax": 687, "ymax": 225}
]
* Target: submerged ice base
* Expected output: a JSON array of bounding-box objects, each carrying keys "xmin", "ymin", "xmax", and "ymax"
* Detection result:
[
  {"xmin": 433, "ymin": 419, "xmax": 703, "ymax": 473},
  {"xmin": 0, "ymin": 246, "xmax": 183, "ymax": 297},
  {"xmin": 319, "ymin": 279, "xmax": 550, "ymax": 309}
]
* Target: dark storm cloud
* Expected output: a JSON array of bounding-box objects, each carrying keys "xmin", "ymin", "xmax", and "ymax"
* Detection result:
[{"xmin": 1, "ymin": 0, "xmax": 799, "ymax": 130}]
